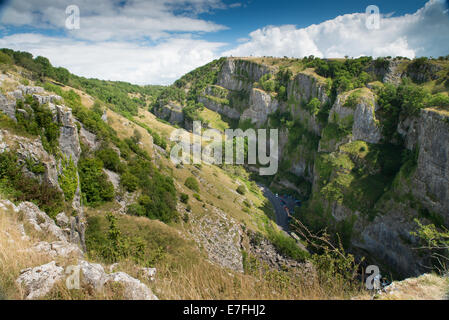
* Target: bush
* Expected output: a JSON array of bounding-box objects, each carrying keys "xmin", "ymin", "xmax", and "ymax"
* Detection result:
[
  {"xmin": 120, "ymin": 171, "xmax": 139, "ymax": 192},
  {"xmin": 180, "ymin": 193, "xmax": 189, "ymax": 204},
  {"xmin": 78, "ymin": 157, "xmax": 115, "ymax": 205},
  {"xmin": 96, "ymin": 147, "xmax": 123, "ymax": 173},
  {"xmin": 126, "ymin": 158, "xmax": 178, "ymax": 223},
  {"xmin": 236, "ymin": 185, "xmax": 246, "ymax": 195},
  {"xmin": 58, "ymin": 156, "xmax": 78, "ymax": 201},
  {"xmin": 0, "ymin": 151, "xmax": 63, "ymax": 218},
  {"xmin": 185, "ymin": 176, "xmax": 200, "ymax": 192},
  {"xmin": 0, "ymin": 51, "xmax": 13, "ymax": 65}
]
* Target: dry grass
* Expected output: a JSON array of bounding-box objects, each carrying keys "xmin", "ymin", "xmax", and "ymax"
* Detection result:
[
  {"xmin": 376, "ymin": 274, "xmax": 449, "ymax": 300},
  {"xmin": 0, "ymin": 203, "xmax": 52, "ymax": 299}
]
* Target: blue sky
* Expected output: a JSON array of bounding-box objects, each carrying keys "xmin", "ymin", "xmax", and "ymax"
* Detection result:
[
  {"xmin": 0, "ymin": 0, "xmax": 448, "ymax": 84},
  {"xmin": 200, "ymin": 0, "xmax": 430, "ymax": 46}
]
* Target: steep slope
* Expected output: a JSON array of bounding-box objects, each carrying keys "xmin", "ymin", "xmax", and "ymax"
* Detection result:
[
  {"xmin": 2, "ymin": 50, "xmax": 361, "ymax": 300},
  {"xmin": 154, "ymin": 55, "xmax": 449, "ymax": 278}
]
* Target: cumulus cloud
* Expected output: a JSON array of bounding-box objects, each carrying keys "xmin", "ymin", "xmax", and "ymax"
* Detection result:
[
  {"xmin": 0, "ymin": 33, "xmax": 225, "ymax": 85},
  {"xmin": 0, "ymin": 0, "xmax": 228, "ymax": 41},
  {"xmin": 225, "ymin": 0, "xmax": 449, "ymax": 59},
  {"xmin": 0, "ymin": 0, "xmax": 447, "ymax": 85}
]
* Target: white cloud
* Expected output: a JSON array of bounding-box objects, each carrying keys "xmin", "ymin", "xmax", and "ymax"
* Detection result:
[
  {"xmin": 225, "ymin": 0, "xmax": 449, "ymax": 59},
  {"xmin": 0, "ymin": 0, "xmax": 228, "ymax": 41},
  {"xmin": 0, "ymin": 0, "xmax": 447, "ymax": 85},
  {"xmin": 0, "ymin": 33, "xmax": 225, "ymax": 85}
]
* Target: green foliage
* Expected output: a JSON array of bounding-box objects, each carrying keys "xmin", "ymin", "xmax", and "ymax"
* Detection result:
[
  {"xmin": 0, "ymin": 151, "xmax": 63, "ymax": 218},
  {"xmin": 180, "ymin": 193, "xmax": 189, "ymax": 204},
  {"xmin": 411, "ymin": 219, "xmax": 449, "ymax": 273},
  {"xmin": 304, "ymin": 56, "xmax": 373, "ymax": 96},
  {"xmin": 375, "ymin": 80, "xmax": 448, "ymax": 140},
  {"xmin": 184, "ymin": 176, "xmax": 200, "ymax": 192},
  {"xmin": 304, "ymin": 97, "xmax": 321, "ymax": 116},
  {"xmin": 15, "ymin": 97, "xmax": 61, "ymax": 154},
  {"xmin": 86, "ymin": 213, "xmax": 147, "ymax": 264},
  {"xmin": 183, "ymin": 100, "xmax": 204, "ymax": 122},
  {"xmin": 266, "ymin": 226, "xmax": 309, "ymax": 261},
  {"xmin": 134, "ymin": 120, "xmax": 168, "ymax": 149},
  {"xmin": 120, "ymin": 171, "xmax": 139, "ymax": 192},
  {"xmin": 78, "ymin": 157, "xmax": 114, "ymax": 206},
  {"xmin": 126, "ymin": 158, "xmax": 177, "ymax": 223},
  {"xmin": 96, "ymin": 147, "xmax": 123, "ymax": 173},
  {"xmin": 58, "ymin": 156, "xmax": 78, "ymax": 201},
  {"xmin": 24, "ymin": 157, "xmax": 45, "ymax": 175},
  {"xmin": 174, "ymin": 58, "xmax": 225, "ymax": 102},
  {"xmin": 0, "ymin": 51, "xmax": 13, "ymax": 65},
  {"xmin": 236, "ymin": 185, "xmax": 247, "ymax": 195}
]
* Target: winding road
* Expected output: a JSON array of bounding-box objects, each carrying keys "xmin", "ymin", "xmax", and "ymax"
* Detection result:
[{"xmin": 258, "ymin": 184, "xmax": 290, "ymax": 232}]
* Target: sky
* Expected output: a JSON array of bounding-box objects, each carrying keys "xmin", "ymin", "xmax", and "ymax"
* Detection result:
[{"xmin": 0, "ymin": 0, "xmax": 448, "ymax": 85}]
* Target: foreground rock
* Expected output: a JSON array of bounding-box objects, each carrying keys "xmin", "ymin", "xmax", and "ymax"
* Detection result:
[
  {"xmin": 17, "ymin": 261, "xmax": 64, "ymax": 300},
  {"xmin": 17, "ymin": 260, "xmax": 158, "ymax": 300}
]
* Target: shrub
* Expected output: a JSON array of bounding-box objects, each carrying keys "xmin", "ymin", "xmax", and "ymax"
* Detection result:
[
  {"xmin": 126, "ymin": 158, "xmax": 178, "ymax": 223},
  {"xmin": 58, "ymin": 156, "xmax": 78, "ymax": 201},
  {"xmin": 185, "ymin": 176, "xmax": 200, "ymax": 192},
  {"xmin": 78, "ymin": 157, "xmax": 115, "ymax": 205},
  {"xmin": 96, "ymin": 147, "xmax": 123, "ymax": 173},
  {"xmin": 120, "ymin": 171, "xmax": 139, "ymax": 192},
  {"xmin": 0, "ymin": 151, "xmax": 63, "ymax": 218},
  {"xmin": 236, "ymin": 185, "xmax": 247, "ymax": 195},
  {"xmin": 180, "ymin": 193, "xmax": 189, "ymax": 204}
]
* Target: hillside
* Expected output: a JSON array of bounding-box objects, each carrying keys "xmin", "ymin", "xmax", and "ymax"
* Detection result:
[
  {"xmin": 1, "ymin": 49, "xmax": 448, "ymax": 300},
  {"xmin": 152, "ymin": 55, "xmax": 449, "ymax": 279}
]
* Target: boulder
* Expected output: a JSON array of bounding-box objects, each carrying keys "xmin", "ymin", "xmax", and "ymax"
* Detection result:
[{"xmin": 16, "ymin": 261, "xmax": 64, "ymax": 300}]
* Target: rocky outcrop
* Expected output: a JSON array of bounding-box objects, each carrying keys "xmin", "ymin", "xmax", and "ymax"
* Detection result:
[
  {"xmin": 189, "ymin": 206, "xmax": 243, "ymax": 272},
  {"xmin": 17, "ymin": 259, "xmax": 158, "ymax": 300},
  {"xmin": 412, "ymin": 109, "xmax": 449, "ymax": 222},
  {"xmin": 217, "ymin": 58, "xmax": 272, "ymax": 91},
  {"xmin": 0, "ymin": 82, "xmax": 85, "ymax": 249},
  {"xmin": 198, "ymin": 95, "xmax": 240, "ymax": 120},
  {"xmin": 288, "ymin": 71, "xmax": 330, "ymax": 107},
  {"xmin": 241, "ymin": 88, "xmax": 279, "ymax": 126},
  {"xmin": 154, "ymin": 102, "xmax": 184, "ymax": 124},
  {"xmin": 56, "ymin": 105, "xmax": 81, "ymax": 165},
  {"xmin": 324, "ymin": 88, "xmax": 382, "ymax": 149},
  {"xmin": 0, "ymin": 93, "xmax": 17, "ymax": 120},
  {"xmin": 17, "ymin": 261, "xmax": 65, "ymax": 300}
]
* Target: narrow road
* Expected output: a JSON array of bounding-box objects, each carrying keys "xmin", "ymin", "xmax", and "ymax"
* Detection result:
[{"xmin": 258, "ymin": 184, "xmax": 289, "ymax": 232}]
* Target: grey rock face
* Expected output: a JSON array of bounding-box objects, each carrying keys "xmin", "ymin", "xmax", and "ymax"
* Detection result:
[
  {"xmin": 18, "ymin": 202, "xmax": 67, "ymax": 242},
  {"xmin": 32, "ymin": 94, "xmax": 62, "ymax": 105},
  {"xmin": 0, "ymin": 93, "xmax": 17, "ymax": 120},
  {"xmin": 413, "ymin": 109, "xmax": 449, "ymax": 222},
  {"xmin": 18, "ymin": 85, "xmax": 44, "ymax": 95},
  {"xmin": 241, "ymin": 88, "xmax": 279, "ymax": 127},
  {"xmin": 79, "ymin": 261, "xmax": 158, "ymax": 300},
  {"xmin": 16, "ymin": 260, "xmax": 158, "ymax": 300},
  {"xmin": 32, "ymin": 241, "xmax": 83, "ymax": 259},
  {"xmin": 154, "ymin": 102, "xmax": 184, "ymax": 125},
  {"xmin": 189, "ymin": 207, "xmax": 243, "ymax": 272},
  {"xmin": 326, "ymin": 89, "xmax": 382, "ymax": 146},
  {"xmin": 17, "ymin": 261, "xmax": 65, "ymax": 300},
  {"xmin": 56, "ymin": 105, "xmax": 81, "ymax": 165},
  {"xmin": 79, "ymin": 123, "xmax": 100, "ymax": 151},
  {"xmin": 198, "ymin": 95, "xmax": 241, "ymax": 120},
  {"xmin": 217, "ymin": 58, "xmax": 272, "ymax": 91},
  {"xmin": 106, "ymin": 272, "xmax": 158, "ymax": 300},
  {"xmin": 288, "ymin": 72, "xmax": 330, "ymax": 106},
  {"xmin": 352, "ymin": 94, "xmax": 382, "ymax": 144}
]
